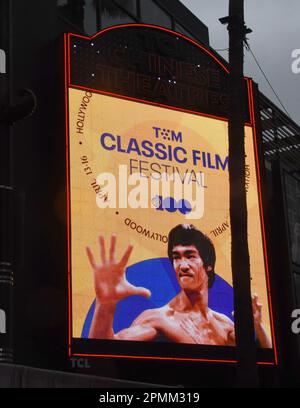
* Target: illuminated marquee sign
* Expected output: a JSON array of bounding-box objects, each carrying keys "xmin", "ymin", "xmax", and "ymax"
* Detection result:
[{"xmin": 65, "ymin": 24, "xmax": 276, "ymax": 364}]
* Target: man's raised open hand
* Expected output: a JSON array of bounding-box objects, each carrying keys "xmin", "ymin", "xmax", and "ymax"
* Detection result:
[{"xmin": 86, "ymin": 234, "xmax": 151, "ymax": 305}]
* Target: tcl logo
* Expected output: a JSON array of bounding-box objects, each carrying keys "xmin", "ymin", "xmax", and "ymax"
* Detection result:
[{"xmin": 70, "ymin": 358, "xmax": 91, "ymax": 369}]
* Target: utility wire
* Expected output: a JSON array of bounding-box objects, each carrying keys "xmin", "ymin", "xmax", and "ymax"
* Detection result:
[
  {"xmin": 215, "ymin": 39, "xmax": 243, "ymax": 52},
  {"xmin": 246, "ymin": 45, "xmax": 292, "ymax": 118},
  {"xmin": 215, "ymin": 39, "xmax": 244, "ymax": 52},
  {"xmin": 214, "ymin": 40, "xmax": 292, "ymax": 119},
  {"xmin": 215, "ymin": 47, "xmax": 229, "ymax": 52}
]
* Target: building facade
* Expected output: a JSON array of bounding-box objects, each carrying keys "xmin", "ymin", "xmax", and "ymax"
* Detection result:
[{"xmin": 0, "ymin": 0, "xmax": 299, "ymax": 387}]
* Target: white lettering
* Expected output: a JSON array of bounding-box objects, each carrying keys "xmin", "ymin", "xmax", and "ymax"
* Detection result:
[
  {"xmin": 98, "ymin": 393, "xmax": 134, "ymax": 406},
  {"xmin": 96, "ymin": 173, "xmax": 116, "ymax": 208},
  {"xmin": 291, "ymin": 309, "xmax": 300, "ymax": 334},
  {"xmin": 0, "ymin": 49, "xmax": 5, "ymax": 73},
  {"xmin": 95, "ymin": 165, "xmax": 205, "ymax": 219},
  {"xmin": 128, "ymin": 172, "xmax": 149, "ymax": 209},
  {"xmin": 291, "ymin": 49, "xmax": 300, "ymax": 74},
  {"xmin": 0, "ymin": 309, "xmax": 6, "ymax": 333}
]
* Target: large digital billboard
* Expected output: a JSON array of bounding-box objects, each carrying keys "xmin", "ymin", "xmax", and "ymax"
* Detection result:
[{"xmin": 65, "ymin": 25, "xmax": 276, "ymax": 364}]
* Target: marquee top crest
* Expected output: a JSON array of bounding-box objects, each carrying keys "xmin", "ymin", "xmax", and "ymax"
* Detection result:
[{"xmin": 66, "ymin": 24, "xmax": 249, "ymax": 121}]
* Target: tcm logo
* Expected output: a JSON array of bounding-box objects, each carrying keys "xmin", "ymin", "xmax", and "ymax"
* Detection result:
[
  {"xmin": 291, "ymin": 49, "xmax": 300, "ymax": 74},
  {"xmin": 153, "ymin": 127, "xmax": 183, "ymax": 143},
  {"xmin": 291, "ymin": 309, "xmax": 300, "ymax": 334},
  {"xmin": 0, "ymin": 309, "xmax": 6, "ymax": 334}
]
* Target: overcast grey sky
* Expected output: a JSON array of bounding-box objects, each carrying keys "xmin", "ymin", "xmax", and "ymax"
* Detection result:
[{"xmin": 180, "ymin": 0, "xmax": 300, "ymax": 125}]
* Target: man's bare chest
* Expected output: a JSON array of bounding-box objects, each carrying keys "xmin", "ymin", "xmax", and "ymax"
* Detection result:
[{"xmin": 158, "ymin": 311, "xmax": 230, "ymax": 345}]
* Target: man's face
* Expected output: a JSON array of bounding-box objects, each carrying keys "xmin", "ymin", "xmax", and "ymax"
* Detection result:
[{"xmin": 172, "ymin": 245, "xmax": 209, "ymax": 291}]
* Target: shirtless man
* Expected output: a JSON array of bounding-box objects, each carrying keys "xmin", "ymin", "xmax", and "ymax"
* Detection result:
[{"xmin": 87, "ymin": 224, "xmax": 271, "ymax": 348}]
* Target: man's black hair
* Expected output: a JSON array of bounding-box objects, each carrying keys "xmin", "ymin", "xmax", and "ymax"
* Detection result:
[{"xmin": 168, "ymin": 224, "xmax": 216, "ymax": 288}]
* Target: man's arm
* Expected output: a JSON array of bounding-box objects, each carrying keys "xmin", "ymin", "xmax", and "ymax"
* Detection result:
[
  {"xmin": 252, "ymin": 294, "xmax": 272, "ymax": 349},
  {"xmin": 227, "ymin": 327, "xmax": 236, "ymax": 346},
  {"xmin": 89, "ymin": 302, "xmax": 116, "ymax": 339},
  {"xmin": 90, "ymin": 303, "xmax": 158, "ymax": 341},
  {"xmin": 87, "ymin": 234, "xmax": 151, "ymax": 339},
  {"xmin": 115, "ymin": 325, "xmax": 158, "ymax": 341},
  {"xmin": 215, "ymin": 313, "xmax": 235, "ymax": 346},
  {"xmin": 223, "ymin": 296, "xmax": 271, "ymax": 348}
]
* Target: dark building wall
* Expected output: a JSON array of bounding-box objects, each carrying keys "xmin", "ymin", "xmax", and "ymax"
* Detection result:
[
  {"xmin": 9, "ymin": 0, "xmax": 210, "ymax": 370},
  {"xmin": 9, "ymin": 0, "xmax": 218, "ymax": 383},
  {"xmin": 9, "ymin": 1, "xmax": 233, "ymax": 385},
  {"xmin": 56, "ymin": 0, "xmax": 209, "ymax": 43},
  {"xmin": 258, "ymin": 91, "xmax": 300, "ymax": 372},
  {"xmin": 11, "ymin": 0, "xmax": 69, "ymax": 370}
]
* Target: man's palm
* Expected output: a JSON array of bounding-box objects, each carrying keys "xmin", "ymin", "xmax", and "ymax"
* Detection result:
[{"xmin": 86, "ymin": 235, "xmax": 151, "ymax": 304}]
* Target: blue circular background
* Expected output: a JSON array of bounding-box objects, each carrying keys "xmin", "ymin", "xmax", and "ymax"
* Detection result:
[{"xmin": 82, "ymin": 257, "xmax": 234, "ymax": 338}]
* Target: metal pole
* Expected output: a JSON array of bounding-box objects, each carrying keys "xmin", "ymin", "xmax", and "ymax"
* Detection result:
[{"xmin": 228, "ymin": 0, "xmax": 258, "ymax": 386}]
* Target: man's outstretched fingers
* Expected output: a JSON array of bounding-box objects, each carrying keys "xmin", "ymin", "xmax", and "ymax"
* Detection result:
[
  {"xmin": 119, "ymin": 244, "xmax": 133, "ymax": 267},
  {"xmin": 86, "ymin": 246, "xmax": 96, "ymax": 269},
  {"xmin": 110, "ymin": 234, "xmax": 116, "ymax": 262},
  {"xmin": 132, "ymin": 285, "xmax": 151, "ymax": 299},
  {"xmin": 99, "ymin": 235, "xmax": 106, "ymax": 264}
]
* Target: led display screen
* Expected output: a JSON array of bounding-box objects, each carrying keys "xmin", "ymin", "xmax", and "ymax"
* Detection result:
[
  {"xmin": 65, "ymin": 25, "xmax": 275, "ymax": 363},
  {"xmin": 67, "ymin": 88, "xmax": 275, "ymax": 362}
]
